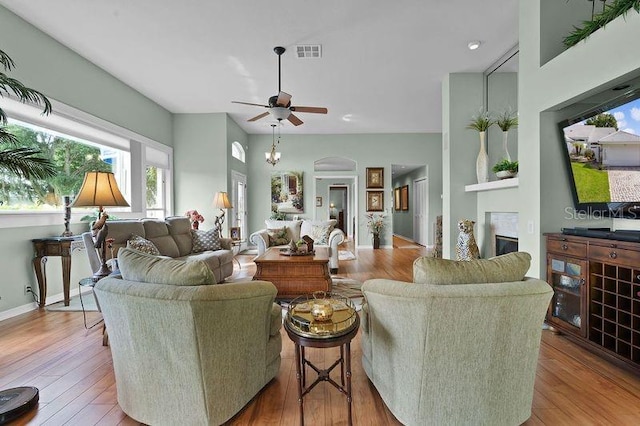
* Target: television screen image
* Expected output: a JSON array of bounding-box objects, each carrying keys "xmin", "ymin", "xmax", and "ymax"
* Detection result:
[{"xmin": 558, "ymin": 78, "xmax": 640, "ymax": 218}]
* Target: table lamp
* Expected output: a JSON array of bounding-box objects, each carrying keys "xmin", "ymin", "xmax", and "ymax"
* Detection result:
[
  {"xmin": 212, "ymin": 191, "xmax": 233, "ymax": 238},
  {"xmin": 71, "ymin": 171, "xmax": 130, "ymax": 280}
]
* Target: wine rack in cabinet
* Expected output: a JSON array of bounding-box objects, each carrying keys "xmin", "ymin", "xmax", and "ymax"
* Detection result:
[{"xmin": 545, "ymin": 233, "xmax": 640, "ymax": 373}]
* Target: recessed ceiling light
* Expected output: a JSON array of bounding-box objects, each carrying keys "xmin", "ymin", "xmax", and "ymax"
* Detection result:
[
  {"xmin": 468, "ymin": 41, "xmax": 481, "ymax": 50},
  {"xmin": 342, "ymin": 114, "xmax": 353, "ymax": 122}
]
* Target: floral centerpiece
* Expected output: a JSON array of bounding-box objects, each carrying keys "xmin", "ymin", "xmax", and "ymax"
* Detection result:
[{"xmin": 185, "ymin": 209, "xmax": 204, "ymax": 230}]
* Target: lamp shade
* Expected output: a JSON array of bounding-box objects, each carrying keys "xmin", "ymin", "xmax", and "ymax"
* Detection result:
[
  {"xmin": 71, "ymin": 171, "xmax": 130, "ymax": 208},
  {"xmin": 213, "ymin": 191, "xmax": 233, "ymax": 209}
]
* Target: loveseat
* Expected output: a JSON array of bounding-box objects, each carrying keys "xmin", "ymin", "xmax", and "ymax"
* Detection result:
[
  {"xmin": 106, "ymin": 216, "xmax": 233, "ymax": 283},
  {"xmin": 94, "ymin": 248, "xmax": 282, "ymax": 425},
  {"xmin": 249, "ymin": 219, "xmax": 345, "ymax": 273},
  {"xmin": 361, "ymin": 252, "xmax": 553, "ymax": 426}
]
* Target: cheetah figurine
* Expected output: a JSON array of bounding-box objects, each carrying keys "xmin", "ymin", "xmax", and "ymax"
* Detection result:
[{"xmin": 456, "ymin": 219, "xmax": 480, "ymax": 261}]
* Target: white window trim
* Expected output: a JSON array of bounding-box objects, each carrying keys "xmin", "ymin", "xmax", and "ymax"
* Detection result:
[{"xmin": 0, "ymin": 96, "xmax": 173, "ymax": 228}]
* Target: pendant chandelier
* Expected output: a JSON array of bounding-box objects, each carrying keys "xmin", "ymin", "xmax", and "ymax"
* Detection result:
[{"xmin": 265, "ymin": 123, "xmax": 281, "ymax": 166}]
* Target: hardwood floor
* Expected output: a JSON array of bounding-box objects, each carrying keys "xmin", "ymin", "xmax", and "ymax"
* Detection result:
[{"xmin": 2, "ymin": 244, "xmax": 640, "ymax": 425}]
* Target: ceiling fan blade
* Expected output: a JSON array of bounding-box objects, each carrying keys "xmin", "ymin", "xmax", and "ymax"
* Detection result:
[
  {"xmin": 248, "ymin": 112, "xmax": 270, "ymax": 122},
  {"xmin": 276, "ymin": 91, "xmax": 292, "ymax": 107},
  {"xmin": 288, "ymin": 113, "xmax": 303, "ymax": 126},
  {"xmin": 290, "ymin": 106, "xmax": 328, "ymax": 114},
  {"xmin": 232, "ymin": 101, "xmax": 269, "ymax": 108}
]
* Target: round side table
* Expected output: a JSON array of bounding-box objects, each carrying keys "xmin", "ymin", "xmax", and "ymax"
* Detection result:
[{"xmin": 284, "ymin": 294, "xmax": 360, "ymax": 426}]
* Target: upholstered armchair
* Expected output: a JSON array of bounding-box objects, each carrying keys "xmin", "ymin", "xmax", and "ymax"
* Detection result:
[
  {"xmin": 94, "ymin": 249, "xmax": 282, "ymax": 425},
  {"xmin": 360, "ymin": 253, "xmax": 553, "ymax": 426}
]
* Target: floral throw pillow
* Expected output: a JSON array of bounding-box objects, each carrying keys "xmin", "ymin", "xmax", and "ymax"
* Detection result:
[
  {"xmin": 267, "ymin": 227, "xmax": 290, "ymax": 246},
  {"xmin": 192, "ymin": 228, "xmax": 221, "ymax": 253},
  {"xmin": 127, "ymin": 234, "xmax": 160, "ymax": 255},
  {"xmin": 310, "ymin": 225, "xmax": 332, "ymax": 245}
]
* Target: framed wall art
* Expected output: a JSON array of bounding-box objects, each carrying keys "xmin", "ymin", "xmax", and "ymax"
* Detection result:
[
  {"xmin": 366, "ymin": 167, "xmax": 384, "ymax": 189},
  {"xmin": 367, "ymin": 191, "xmax": 384, "ymax": 212},
  {"xmin": 394, "ymin": 187, "xmax": 401, "ymax": 211},
  {"xmin": 400, "ymin": 185, "xmax": 409, "ymax": 211},
  {"xmin": 271, "ymin": 171, "xmax": 304, "ymax": 213},
  {"xmin": 316, "ymin": 196, "xmax": 322, "ymax": 207}
]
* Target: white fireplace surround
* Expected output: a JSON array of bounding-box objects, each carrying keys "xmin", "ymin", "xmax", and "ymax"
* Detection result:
[{"xmin": 489, "ymin": 212, "xmax": 518, "ymax": 257}]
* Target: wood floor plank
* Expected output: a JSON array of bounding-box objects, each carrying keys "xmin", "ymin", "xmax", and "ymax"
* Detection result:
[{"xmin": 2, "ymin": 243, "xmax": 640, "ymax": 425}]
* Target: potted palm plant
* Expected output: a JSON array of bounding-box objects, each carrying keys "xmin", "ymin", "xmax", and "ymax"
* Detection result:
[
  {"xmin": 0, "ymin": 48, "xmax": 55, "ymax": 180},
  {"xmin": 467, "ymin": 110, "xmax": 494, "ymax": 184}
]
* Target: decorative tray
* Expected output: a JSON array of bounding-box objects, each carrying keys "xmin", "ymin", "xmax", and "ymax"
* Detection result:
[
  {"xmin": 285, "ymin": 292, "xmax": 357, "ymax": 339},
  {"xmin": 279, "ymin": 249, "xmax": 315, "ymax": 256}
]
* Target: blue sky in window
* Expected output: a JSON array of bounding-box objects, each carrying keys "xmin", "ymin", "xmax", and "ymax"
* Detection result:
[{"xmin": 607, "ymin": 98, "xmax": 640, "ymax": 135}]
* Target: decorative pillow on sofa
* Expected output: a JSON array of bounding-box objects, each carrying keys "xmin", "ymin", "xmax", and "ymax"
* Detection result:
[
  {"xmin": 127, "ymin": 234, "xmax": 160, "ymax": 255},
  {"xmin": 118, "ymin": 247, "xmax": 215, "ymax": 286},
  {"xmin": 267, "ymin": 227, "xmax": 290, "ymax": 246},
  {"xmin": 265, "ymin": 219, "xmax": 302, "ymax": 243},
  {"xmin": 191, "ymin": 228, "xmax": 221, "ymax": 253},
  {"xmin": 300, "ymin": 220, "xmax": 336, "ymax": 245},
  {"xmin": 412, "ymin": 252, "xmax": 531, "ymax": 285}
]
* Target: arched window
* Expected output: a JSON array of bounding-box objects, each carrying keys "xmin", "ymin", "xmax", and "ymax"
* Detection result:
[{"xmin": 232, "ymin": 141, "xmax": 245, "ymax": 163}]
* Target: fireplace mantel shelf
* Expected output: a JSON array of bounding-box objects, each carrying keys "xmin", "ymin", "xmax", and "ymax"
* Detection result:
[{"xmin": 465, "ymin": 178, "xmax": 519, "ymax": 192}]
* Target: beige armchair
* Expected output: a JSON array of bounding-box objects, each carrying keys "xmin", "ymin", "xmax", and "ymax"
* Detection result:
[
  {"xmin": 94, "ymin": 274, "xmax": 282, "ymax": 425},
  {"xmin": 360, "ymin": 253, "xmax": 553, "ymax": 426}
]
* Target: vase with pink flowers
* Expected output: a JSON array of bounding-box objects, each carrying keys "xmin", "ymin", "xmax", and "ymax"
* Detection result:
[{"xmin": 185, "ymin": 210, "xmax": 204, "ymax": 230}]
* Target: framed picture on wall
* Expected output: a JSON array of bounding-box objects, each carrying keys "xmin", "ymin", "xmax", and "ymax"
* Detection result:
[
  {"xmin": 400, "ymin": 185, "xmax": 409, "ymax": 211},
  {"xmin": 316, "ymin": 196, "xmax": 322, "ymax": 207},
  {"xmin": 367, "ymin": 191, "xmax": 384, "ymax": 212},
  {"xmin": 366, "ymin": 167, "xmax": 384, "ymax": 189},
  {"xmin": 394, "ymin": 187, "xmax": 401, "ymax": 211}
]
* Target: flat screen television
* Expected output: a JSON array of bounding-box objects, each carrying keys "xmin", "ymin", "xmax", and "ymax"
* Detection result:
[{"xmin": 558, "ymin": 78, "xmax": 640, "ymax": 219}]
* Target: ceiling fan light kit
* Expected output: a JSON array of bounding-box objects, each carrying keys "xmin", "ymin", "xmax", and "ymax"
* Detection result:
[{"xmin": 232, "ymin": 46, "xmax": 328, "ymax": 127}]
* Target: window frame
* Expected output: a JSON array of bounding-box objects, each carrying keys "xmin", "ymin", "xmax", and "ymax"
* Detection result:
[
  {"xmin": 0, "ymin": 96, "xmax": 173, "ymax": 228},
  {"xmin": 231, "ymin": 141, "xmax": 245, "ymax": 163}
]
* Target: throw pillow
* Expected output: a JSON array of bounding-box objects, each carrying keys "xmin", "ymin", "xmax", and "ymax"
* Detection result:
[
  {"xmin": 267, "ymin": 227, "xmax": 290, "ymax": 246},
  {"xmin": 310, "ymin": 224, "xmax": 332, "ymax": 245},
  {"xmin": 127, "ymin": 234, "xmax": 160, "ymax": 255},
  {"xmin": 118, "ymin": 247, "xmax": 215, "ymax": 286},
  {"xmin": 191, "ymin": 228, "xmax": 221, "ymax": 253},
  {"xmin": 413, "ymin": 252, "xmax": 531, "ymax": 285}
]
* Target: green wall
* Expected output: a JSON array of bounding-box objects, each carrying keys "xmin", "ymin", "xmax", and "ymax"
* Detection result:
[
  {"xmin": 0, "ymin": 5, "xmax": 173, "ymax": 316},
  {"xmin": 519, "ymin": 1, "xmax": 640, "ymax": 277},
  {"xmin": 392, "ymin": 166, "xmax": 428, "ymax": 243},
  {"xmin": 246, "ymin": 133, "xmax": 442, "ymax": 247}
]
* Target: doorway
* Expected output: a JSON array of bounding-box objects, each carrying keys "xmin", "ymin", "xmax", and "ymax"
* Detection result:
[
  {"xmin": 329, "ymin": 186, "xmax": 348, "ymax": 234},
  {"xmin": 231, "ymin": 170, "xmax": 247, "ymax": 251}
]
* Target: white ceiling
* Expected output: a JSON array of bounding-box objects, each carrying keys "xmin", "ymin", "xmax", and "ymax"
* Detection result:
[{"xmin": 0, "ymin": 0, "xmax": 518, "ymax": 135}]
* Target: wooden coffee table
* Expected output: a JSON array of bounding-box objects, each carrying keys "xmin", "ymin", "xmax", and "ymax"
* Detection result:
[{"xmin": 253, "ymin": 247, "xmax": 332, "ymax": 298}]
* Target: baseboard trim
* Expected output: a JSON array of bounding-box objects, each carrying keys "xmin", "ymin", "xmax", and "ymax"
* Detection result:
[
  {"xmin": 0, "ymin": 286, "xmax": 87, "ymax": 322},
  {"xmin": 356, "ymin": 245, "xmax": 393, "ymax": 249}
]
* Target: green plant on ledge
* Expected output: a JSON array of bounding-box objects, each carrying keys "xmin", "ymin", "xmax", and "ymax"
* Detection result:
[
  {"xmin": 563, "ymin": 0, "xmax": 640, "ymax": 47},
  {"xmin": 466, "ymin": 109, "xmax": 494, "ymax": 132},
  {"xmin": 492, "ymin": 159, "xmax": 518, "ymax": 174}
]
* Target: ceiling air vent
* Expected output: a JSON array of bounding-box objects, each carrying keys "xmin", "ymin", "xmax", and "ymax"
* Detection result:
[{"xmin": 296, "ymin": 45, "xmax": 322, "ymax": 58}]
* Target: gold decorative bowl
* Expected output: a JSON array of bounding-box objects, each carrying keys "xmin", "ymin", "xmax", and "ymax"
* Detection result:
[{"xmin": 311, "ymin": 298, "xmax": 334, "ymax": 322}]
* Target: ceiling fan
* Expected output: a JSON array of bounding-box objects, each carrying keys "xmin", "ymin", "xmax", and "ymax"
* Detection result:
[{"xmin": 232, "ymin": 46, "xmax": 328, "ymax": 126}]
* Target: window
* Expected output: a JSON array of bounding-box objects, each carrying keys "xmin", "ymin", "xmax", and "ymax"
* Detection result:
[
  {"xmin": 0, "ymin": 96, "xmax": 173, "ymax": 228},
  {"xmin": 232, "ymin": 141, "xmax": 245, "ymax": 163},
  {"xmin": 1, "ymin": 119, "xmax": 130, "ymax": 210}
]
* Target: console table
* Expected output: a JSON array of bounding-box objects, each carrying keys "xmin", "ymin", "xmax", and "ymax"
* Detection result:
[
  {"xmin": 545, "ymin": 232, "xmax": 640, "ymax": 374},
  {"xmin": 32, "ymin": 236, "xmax": 84, "ymax": 308}
]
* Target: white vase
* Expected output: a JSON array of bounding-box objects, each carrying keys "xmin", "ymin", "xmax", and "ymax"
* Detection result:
[
  {"xmin": 502, "ymin": 131, "xmax": 511, "ymax": 162},
  {"xmin": 476, "ymin": 131, "xmax": 488, "ymax": 183}
]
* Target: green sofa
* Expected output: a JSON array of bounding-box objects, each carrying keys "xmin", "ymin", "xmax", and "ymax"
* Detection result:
[
  {"xmin": 360, "ymin": 253, "xmax": 553, "ymax": 426},
  {"xmin": 94, "ymin": 261, "xmax": 282, "ymax": 425}
]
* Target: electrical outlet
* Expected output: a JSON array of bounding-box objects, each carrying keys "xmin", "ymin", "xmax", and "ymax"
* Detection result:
[{"xmin": 24, "ymin": 285, "xmax": 32, "ymax": 295}]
